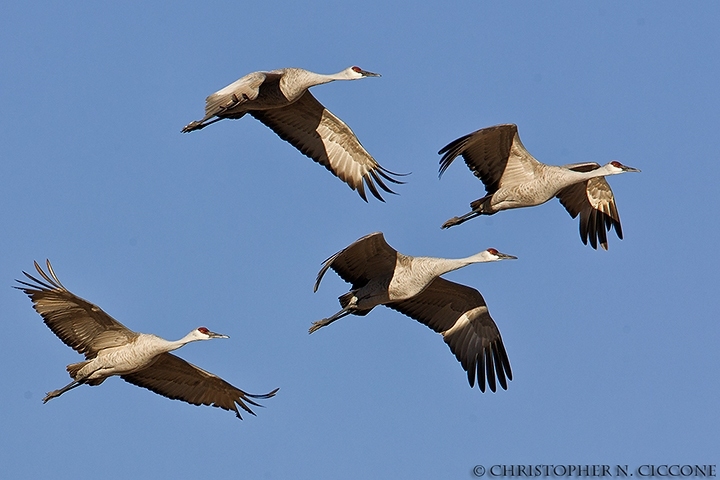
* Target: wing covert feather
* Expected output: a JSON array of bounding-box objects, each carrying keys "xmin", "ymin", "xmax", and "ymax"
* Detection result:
[{"xmin": 203, "ymin": 71, "xmax": 271, "ymax": 118}]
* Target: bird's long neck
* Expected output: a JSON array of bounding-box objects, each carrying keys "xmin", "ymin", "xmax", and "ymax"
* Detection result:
[
  {"xmin": 569, "ymin": 164, "xmax": 618, "ymax": 181},
  {"xmin": 282, "ymin": 70, "xmax": 328, "ymax": 90},
  {"xmin": 161, "ymin": 332, "xmax": 201, "ymax": 353},
  {"xmin": 277, "ymin": 69, "xmax": 349, "ymax": 101},
  {"xmin": 300, "ymin": 69, "xmax": 358, "ymax": 88},
  {"xmin": 414, "ymin": 252, "xmax": 492, "ymax": 279},
  {"xmin": 542, "ymin": 164, "xmax": 617, "ymax": 192}
]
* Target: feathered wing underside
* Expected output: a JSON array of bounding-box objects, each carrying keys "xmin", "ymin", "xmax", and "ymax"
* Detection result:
[
  {"xmin": 556, "ymin": 162, "xmax": 622, "ymax": 250},
  {"xmin": 387, "ymin": 277, "xmax": 511, "ymax": 393},
  {"xmin": 250, "ymin": 91, "xmax": 403, "ymax": 201},
  {"xmin": 15, "ymin": 260, "xmax": 136, "ymax": 359},
  {"xmin": 203, "ymin": 71, "xmax": 275, "ymax": 119},
  {"xmin": 439, "ymin": 124, "xmax": 539, "ymax": 194},
  {"xmin": 121, "ymin": 353, "xmax": 279, "ymax": 420},
  {"xmin": 314, "ymin": 232, "xmax": 398, "ymax": 292}
]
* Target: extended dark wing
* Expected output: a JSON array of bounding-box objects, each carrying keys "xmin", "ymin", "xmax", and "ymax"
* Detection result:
[
  {"xmin": 251, "ymin": 91, "xmax": 403, "ymax": 201},
  {"xmin": 556, "ymin": 162, "xmax": 622, "ymax": 250},
  {"xmin": 122, "ymin": 353, "xmax": 278, "ymax": 420},
  {"xmin": 387, "ymin": 277, "xmax": 511, "ymax": 393},
  {"xmin": 314, "ymin": 232, "xmax": 398, "ymax": 292},
  {"xmin": 15, "ymin": 260, "xmax": 136, "ymax": 359},
  {"xmin": 439, "ymin": 124, "xmax": 535, "ymax": 194}
]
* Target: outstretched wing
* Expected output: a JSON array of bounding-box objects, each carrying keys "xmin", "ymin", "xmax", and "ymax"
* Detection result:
[
  {"xmin": 15, "ymin": 260, "xmax": 136, "ymax": 359},
  {"xmin": 122, "ymin": 353, "xmax": 279, "ymax": 419},
  {"xmin": 438, "ymin": 124, "xmax": 540, "ymax": 194},
  {"xmin": 387, "ymin": 277, "xmax": 511, "ymax": 393},
  {"xmin": 250, "ymin": 91, "xmax": 404, "ymax": 202},
  {"xmin": 314, "ymin": 232, "xmax": 398, "ymax": 292},
  {"xmin": 556, "ymin": 162, "xmax": 623, "ymax": 250},
  {"xmin": 203, "ymin": 71, "xmax": 274, "ymax": 119}
]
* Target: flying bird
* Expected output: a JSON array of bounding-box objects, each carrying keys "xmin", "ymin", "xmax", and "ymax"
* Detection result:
[
  {"xmin": 182, "ymin": 66, "xmax": 405, "ymax": 201},
  {"xmin": 311, "ymin": 232, "xmax": 515, "ymax": 392},
  {"xmin": 438, "ymin": 124, "xmax": 640, "ymax": 249},
  {"xmin": 16, "ymin": 260, "xmax": 278, "ymax": 419}
]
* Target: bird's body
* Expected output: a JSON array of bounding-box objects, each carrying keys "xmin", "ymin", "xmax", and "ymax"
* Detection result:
[
  {"xmin": 16, "ymin": 260, "xmax": 278, "ymax": 419},
  {"xmin": 311, "ymin": 232, "xmax": 516, "ymax": 392},
  {"xmin": 183, "ymin": 66, "xmax": 405, "ymax": 201},
  {"xmin": 439, "ymin": 124, "xmax": 640, "ymax": 249},
  {"xmin": 66, "ymin": 332, "xmax": 204, "ymax": 383},
  {"xmin": 324, "ymin": 251, "xmax": 502, "ymax": 314}
]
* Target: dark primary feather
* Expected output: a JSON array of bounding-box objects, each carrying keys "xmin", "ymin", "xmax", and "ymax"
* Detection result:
[
  {"xmin": 251, "ymin": 92, "xmax": 403, "ymax": 202},
  {"xmin": 121, "ymin": 354, "xmax": 279, "ymax": 419},
  {"xmin": 438, "ymin": 124, "xmax": 519, "ymax": 194},
  {"xmin": 387, "ymin": 277, "xmax": 511, "ymax": 392},
  {"xmin": 314, "ymin": 232, "xmax": 398, "ymax": 292},
  {"xmin": 15, "ymin": 260, "xmax": 136, "ymax": 359},
  {"xmin": 557, "ymin": 163, "xmax": 623, "ymax": 250}
]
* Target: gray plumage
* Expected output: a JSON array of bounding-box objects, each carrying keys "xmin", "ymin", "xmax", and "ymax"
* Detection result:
[
  {"xmin": 439, "ymin": 124, "xmax": 640, "ymax": 249},
  {"xmin": 16, "ymin": 260, "xmax": 278, "ymax": 420},
  {"xmin": 311, "ymin": 232, "xmax": 515, "ymax": 392},
  {"xmin": 182, "ymin": 66, "xmax": 405, "ymax": 201}
]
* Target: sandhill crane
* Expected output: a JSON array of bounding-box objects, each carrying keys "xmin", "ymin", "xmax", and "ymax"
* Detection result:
[
  {"xmin": 310, "ymin": 232, "xmax": 516, "ymax": 392},
  {"xmin": 15, "ymin": 260, "xmax": 278, "ymax": 419},
  {"xmin": 438, "ymin": 124, "xmax": 640, "ymax": 249},
  {"xmin": 182, "ymin": 66, "xmax": 405, "ymax": 201}
]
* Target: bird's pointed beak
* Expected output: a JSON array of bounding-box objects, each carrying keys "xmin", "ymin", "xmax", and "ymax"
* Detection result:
[
  {"xmin": 624, "ymin": 166, "xmax": 641, "ymax": 173},
  {"xmin": 499, "ymin": 252, "xmax": 518, "ymax": 260},
  {"xmin": 359, "ymin": 69, "xmax": 381, "ymax": 77},
  {"xmin": 208, "ymin": 331, "xmax": 229, "ymax": 339}
]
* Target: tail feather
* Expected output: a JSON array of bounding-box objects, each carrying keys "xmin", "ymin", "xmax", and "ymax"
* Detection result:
[
  {"xmin": 338, "ymin": 292, "xmax": 355, "ymax": 308},
  {"xmin": 469, "ymin": 194, "xmax": 493, "ymax": 213},
  {"xmin": 66, "ymin": 361, "xmax": 88, "ymax": 380}
]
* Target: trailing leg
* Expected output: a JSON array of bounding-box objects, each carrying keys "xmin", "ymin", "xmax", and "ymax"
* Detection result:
[{"xmin": 43, "ymin": 380, "xmax": 82, "ymax": 403}]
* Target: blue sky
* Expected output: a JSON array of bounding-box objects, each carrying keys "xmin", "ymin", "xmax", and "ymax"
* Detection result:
[{"xmin": 1, "ymin": 2, "xmax": 718, "ymax": 479}]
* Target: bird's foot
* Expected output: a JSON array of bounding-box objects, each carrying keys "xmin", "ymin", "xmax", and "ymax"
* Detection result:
[
  {"xmin": 181, "ymin": 121, "xmax": 203, "ymax": 133},
  {"xmin": 308, "ymin": 319, "xmax": 330, "ymax": 334},
  {"xmin": 441, "ymin": 217, "xmax": 462, "ymax": 229},
  {"xmin": 42, "ymin": 390, "xmax": 61, "ymax": 404}
]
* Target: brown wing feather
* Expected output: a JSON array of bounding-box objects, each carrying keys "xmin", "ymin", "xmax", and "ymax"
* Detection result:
[
  {"xmin": 387, "ymin": 277, "xmax": 511, "ymax": 393},
  {"xmin": 556, "ymin": 163, "xmax": 622, "ymax": 250},
  {"xmin": 203, "ymin": 71, "xmax": 273, "ymax": 119},
  {"xmin": 15, "ymin": 260, "xmax": 136, "ymax": 359},
  {"xmin": 314, "ymin": 232, "xmax": 398, "ymax": 292},
  {"xmin": 438, "ymin": 124, "xmax": 521, "ymax": 194},
  {"xmin": 250, "ymin": 91, "xmax": 402, "ymax": 201},
  {"xmin": 121, "ymin": 353, "xmax": 278, "ymax": 419}
]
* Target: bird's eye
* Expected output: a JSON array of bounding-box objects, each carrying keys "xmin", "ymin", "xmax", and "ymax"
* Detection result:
[
  {"xmin": 352, "ymin": 66, "xmax": 362, "ymax": 73},
  {"xmin": 198, "ymin": 327, "xmax": 209, "ymax": 334}
]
